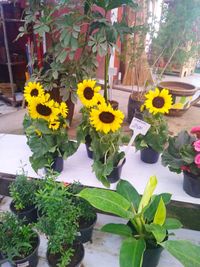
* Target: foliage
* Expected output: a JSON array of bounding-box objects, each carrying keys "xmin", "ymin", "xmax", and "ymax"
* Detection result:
[
  {"xmin": 0, "ymin": 212, "xmax": 37, "ymax": 262},
  {"xmin": 134, "ymin": 111, "xmax": 168, "ymax": 153},
  {"xmin": 78, "ymin": 176, "xmax": 200, "ymax": 267},
  {"xmin": 162, "ymin": 130, "xmax": 200, "ymax": 177},
  {"xmin": 9, "ymin": 171, "xmax": 39, "ymax": 210},
  {"xmin": 35, "ymin": 176, "xmax": 80, "ymax": 266}
]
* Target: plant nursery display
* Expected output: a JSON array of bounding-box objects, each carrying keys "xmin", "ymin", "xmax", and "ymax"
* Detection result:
[
  {"xmin": 35, "ymin": 176, "xmax": 84, "ymax": 267},
  {"xmin": 23, "ymin": 81, "xmax": 77, "ymax": 172},
  {"xmin": 0, "ymin": 212, "xmax": 39, "ymax": 267},
  {"xmin": 135, "ymin": 88, "xmax": 172, "ymax": 163},
  {"xmin": 78, "ymin": 176, "xmax": 200, "ymax": 267},
  {"xmin": 162, "ymin": 126, "xmax": 200, "ymax": 198},
  {"xmin": 9, "ymin": 171, "xmax": 39, "ymax": 223}
]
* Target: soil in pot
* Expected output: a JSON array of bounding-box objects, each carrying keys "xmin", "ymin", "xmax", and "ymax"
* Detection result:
[
  {"xmin": 47, "ymin": 243, "xmax": 84, "ymax": 267},
  {"xmin": 85, "ymin": 135, "xmax": 93, "ymax": 159},
  {"xmin": 77, "ymin": 213, "xmax": 97, "ymax": 243},
  {"xmin": 10, "ymin": 201, "xmax": 38, "ymax": 224},
  {"xmin": 13, "ymin": 233, "xmax": 40, "ymax": 267},
  {"xmin": 140, "ymin": 147, "xmax": 160, "ymax": 164},
  {"xmin": 183, "ymin": 171, "xmax": 200, "ymax": 198},
  {"xmin": 107, "ymin": 158, "xmax": 126, "ymax": 183},
  {"xmin": 52, "ymin": 157, "xmax": 64, "ymax": 173}
]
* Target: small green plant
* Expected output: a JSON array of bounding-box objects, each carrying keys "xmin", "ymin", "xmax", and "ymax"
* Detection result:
[
  {"xmin": 0, "ymin": 212, "xmax": 37, "ymax": 262},
  {"xmin": 9, "ymin": 172, "xmax": 39, "ymax": 210},
  {"xmin": 78, "ymin": 176, "xmax": 200, "ymax": 267},
  {"xmin": 35, "ymin": 176, "xmax": 80, "ymax": 266}
]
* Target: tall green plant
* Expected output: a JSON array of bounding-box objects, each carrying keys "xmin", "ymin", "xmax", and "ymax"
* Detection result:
[{"xmin": 78, "ymin": 176, "xmax": 200, "ymax": 267}]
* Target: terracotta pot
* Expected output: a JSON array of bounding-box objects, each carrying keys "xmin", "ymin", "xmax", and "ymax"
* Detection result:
[{"xmin": 158, "ymin": 81, "xmax": 200, "ymax": 116}]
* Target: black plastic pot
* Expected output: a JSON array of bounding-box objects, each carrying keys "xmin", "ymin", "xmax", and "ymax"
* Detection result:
[
  {"xmin": 140, "ymin": 147, "xmax": 159, "ymax": 164},
  {"xmin": 107, "ymin": 159, "xmax": 126, "ymax": 183},
  {"xmin": 127, "ymin": 94, "xmax": 144, "ymax": 123},
  {"xmin": 13, "ymin": 233, "xmax": 40, "ymax": 267},
  {"xmin": 85, "ymin": 135, "xmax": 93, "ymax": 159},
  {"xmin": 10, "ymin": 201, "xmax": 38, "ymax": 224},
  {"xmin": 142, "ymin": 245, "xmax": 164, "ymax": 267},
  {"xmin": 52, "ymin": 157, "xmax": 64, "ymax": 173},
  {"xmin": 47, "ymin": 242, "xmax": 84, "ymax": 267},
  {"xmin": 77, "ymin": 214, "xmax": 97, "ymax": 243},
  {"xmin": 183, "ymin": 171, "xmax": 200, "ymax": 198}
]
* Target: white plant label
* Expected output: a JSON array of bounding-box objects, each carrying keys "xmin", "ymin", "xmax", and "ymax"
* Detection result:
[{"xmin": 129, "ymin": 117, "xmax": 151, "ymax": 135}]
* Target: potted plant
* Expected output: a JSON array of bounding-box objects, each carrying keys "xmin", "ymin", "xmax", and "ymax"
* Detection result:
[
  {"xmin": 67, "ymin": 182, "xmax": 97, "ymax": 244},
  {"xmin": 0, "ymin": 212, "xmax": 40, "ymax": 267},
  {"xmin": 78, "ymin": 176, "xmax": 200, "ymax": 267},
  {"xmin": 35, "ymin": 176, "xmax": 84, "ymax": 267},
  {"xmin": 76, "ymin": 79, "xmax": 106, "ymax": 158},
  {"xmin": 134, "ymin": 88, "xmax": 172, "ymax": 163},
  {"xmin": 162, "ymin": 127, "xmax": 200, "ymax": 198},
  {"xmin": 9, "ymin": 171, "xmax": 39, "ymax": 224},
  {"xmin": 23, "ymin": 81, "xmax": 77, "ymax": 173},
  {"xmin": 88, "ymin": 101, "xmax": 125, "ymax": 187}
]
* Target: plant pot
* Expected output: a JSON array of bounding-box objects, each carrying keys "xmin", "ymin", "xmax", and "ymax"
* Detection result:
[
  {"xmin": 142, "ymin": 245, "xmax": 164, "ymax": 267},
  {"xmin": 13, "ymin": 233, "xmax": 40, "ymax": 267},
  {"xmin": 127, "ymin": 93, "xmax": 144, "ymax": 123},
  {"xmin": 47, "ymin": 242, "xmax": 84, "ymax": 267},
  {"xmin": 10, "ymin": 201, "xmax": 38, "ymax": 224},
  {"xmin": 52, "ymin": 157, "xmax": 64, "ymax": 173},
  {"xmin": 109, "ymin": 100, "xmax": 119, "ymax": 110},
  {"xmin": 107, "ymin": 159, "xmax": 126, "ymax": 183},
  {"xmin": 85, "ymin": 135, "xmax": 93, "ymax": 159},
  {"xmin": 158, "ymin": 81, "xmax": 200, "ymax": 116},
  {"xmin": 140, "ymin": 147, "xmax": 159, "ymax": 164},
  {"xmin": 77, "ymin": 213, "xmax": 97, "ymax": 243},
  {"xmin": 183, "ymin": 171, "xmax": 200, "ymax": 198}
]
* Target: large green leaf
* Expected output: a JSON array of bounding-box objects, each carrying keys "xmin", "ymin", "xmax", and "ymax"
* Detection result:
[
  {"xmin": 161, "ymin": 240, "xmax": 200, "ymax": 267},
  {"xmin": 120, "ymin": 237, "xmax": 146, "ymax": 267},
  {"xmin": 145, "ymin": 224, "xmax": 166, "ymax": 243},
  {"xmin": 102, "ymin": 223, "xmax": 133, "ymax": 237},
  {"xmin": 116, "ymin": 180, "xmax": 141, "ymax": 210},
  {"xmin": 77, "ymin": 188, "xmax": 133, "ymax": 219},
  {"xmin": 163, "ymin": 218, "xmax": 182, "ymax": 230},
  {"xmin": 153, "ymin": 198, "xmax": 166, "ymax": 226},
  {"xmin": 138, "ymin": 176, "xmax": 157, "ymax": 213}
]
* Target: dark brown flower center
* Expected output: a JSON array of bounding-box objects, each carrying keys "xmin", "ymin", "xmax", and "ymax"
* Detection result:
[
  {"xmin": 31, "ymin": 88, "xmax": 39, "ymax": 97},
  {"xmin": 152, "ymin": 96, "xmax": 165, "ymax": 108},
  {"xmin": 36, "ymin": 104, "xmax": 52, "ymax": 116},
  {"xmin": 83, "ymin": 87, "xmax": 94, "ymax": 100},
  {"xmin": 99, "ymin": 111, "xmax": 115, "ymax": 123}
]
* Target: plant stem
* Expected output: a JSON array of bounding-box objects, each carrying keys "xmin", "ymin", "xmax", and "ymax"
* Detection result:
[{"xmin": 104, "ymin": 54, "xmax": 109, "ymax": 102}]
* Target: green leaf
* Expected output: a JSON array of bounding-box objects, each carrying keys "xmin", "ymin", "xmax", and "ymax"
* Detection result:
[
  {"xmin": 120, "ymin": 237, "xmax": 146, "ymax": 267},
  {"xmin": 161, "ymin": 240, "xmax": 200, "ymax": 267},
  {"xmin": 163, "ymin": 218, "xmax": 182, "ymax": 230},
  {"xmin": 145, "ymin": 224, "xmax": 166, "ymax": 243},
  {"xmin": 116, "ymin": 180, "xmax": 141, "ymax": 210},
  {"xmin": 153, "ymin": 198, "xmax": 166, "ymax": 226},
  {"xmin": 77, "ymin": 188, "xmax": 133, "ymax": 219},
  {"xmin": 102, "ymin": 223, "xmax": 133, "ymax": 237},
  {"xmin": 138, "ymin": 176, "xmax": 157, "ymax": 213}
]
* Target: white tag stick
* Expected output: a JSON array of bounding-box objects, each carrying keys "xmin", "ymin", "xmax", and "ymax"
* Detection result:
[{"xmin": 118, "ymin": 117, "xmax": 150, "ymax": 166}]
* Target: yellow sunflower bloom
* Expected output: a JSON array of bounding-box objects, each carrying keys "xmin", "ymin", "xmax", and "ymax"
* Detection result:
[
  {"xmin": 144, "ymin": 88, "xmax": 172, "ymax": 115},
  {"xmin": 49, "ymin": 121, "xmax": 60, "ymax": 130},
  {"xmin": 28, "ymin": 97, "xmax": 60, "ymax": 122},
  {"xmin": 96, "ymin": 94, "xmax": 106, "ymax": 106},
  {"xmin": 59, "ymin": 102, "xmax": 68, "ymax": 118},
  {"xmin": 77, "ymin": 79, "xmax": 101, "ymax": 107},
  {"xmin": 24, "ymin": 82, "xmax": 45, "ymax": 102},
  {"xmin": 90, "ymin": 104, "xmax": 124, "ymax": 134}
]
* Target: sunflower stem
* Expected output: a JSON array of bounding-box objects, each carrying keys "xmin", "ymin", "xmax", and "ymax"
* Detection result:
[{"xmin": 104, "ymin": 54, "xmax": 110, "ymax": 103}]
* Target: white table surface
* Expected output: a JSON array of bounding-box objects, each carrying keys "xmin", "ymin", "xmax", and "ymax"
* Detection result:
[{"xmin": 0, "ymin": 134, "xmax": 200, "ymax": 205}]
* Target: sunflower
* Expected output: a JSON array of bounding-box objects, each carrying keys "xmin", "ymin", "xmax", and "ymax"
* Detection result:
[
  {"xmin": 96, "ymin": 94, "xmax": 106, "ymax": 106},
  {"xmin": 49, "ymin": 121, "xmax": 60, "ymax": 130},
  {"xmin": 77, "ymin": 79, "xmax": 101, "ymax": 107},
  {"xmin": 24, "ymin": 82, "xmax": 45, "ymax": 102},
  {"xmin": 28, "ymin": 97, "xmax": 60, "ymax": 122},
  {"xmin": 90, "ymin": 104, "xmax": 124, "ymax": 134},
  {"xmin": 144, "ymin": 88, "xmax": 172, "ymax": 115},
  {"xmin": 59, "ymin": 102, "xmax": 68, "ymax": 118}
]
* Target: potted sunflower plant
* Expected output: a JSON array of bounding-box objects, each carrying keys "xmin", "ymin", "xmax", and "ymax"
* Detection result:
[
  {"xmin": 35, "ymin": 175, "xmax": 84, "ymax": 267},
  {"xmin": 23, "ymin": 81, "xmax": 77, "ymax": 173},
  {"xmin": 76, "ymin": 79, "xmax": 106, "ymax": 159},
  {"xmin": 0, "ymin": 212, "xmax": 40, "ymax": 267},
  {"xmin": 78, "ymin": 176, "xmax": 200, "ymax": 267},
  {"xmin": 134, "ymin": 88, "xmax": 172, "ymax": 164},
  {"xmin": 162, "ymin": 126, "xmax": 200, "ymax": 198}
]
